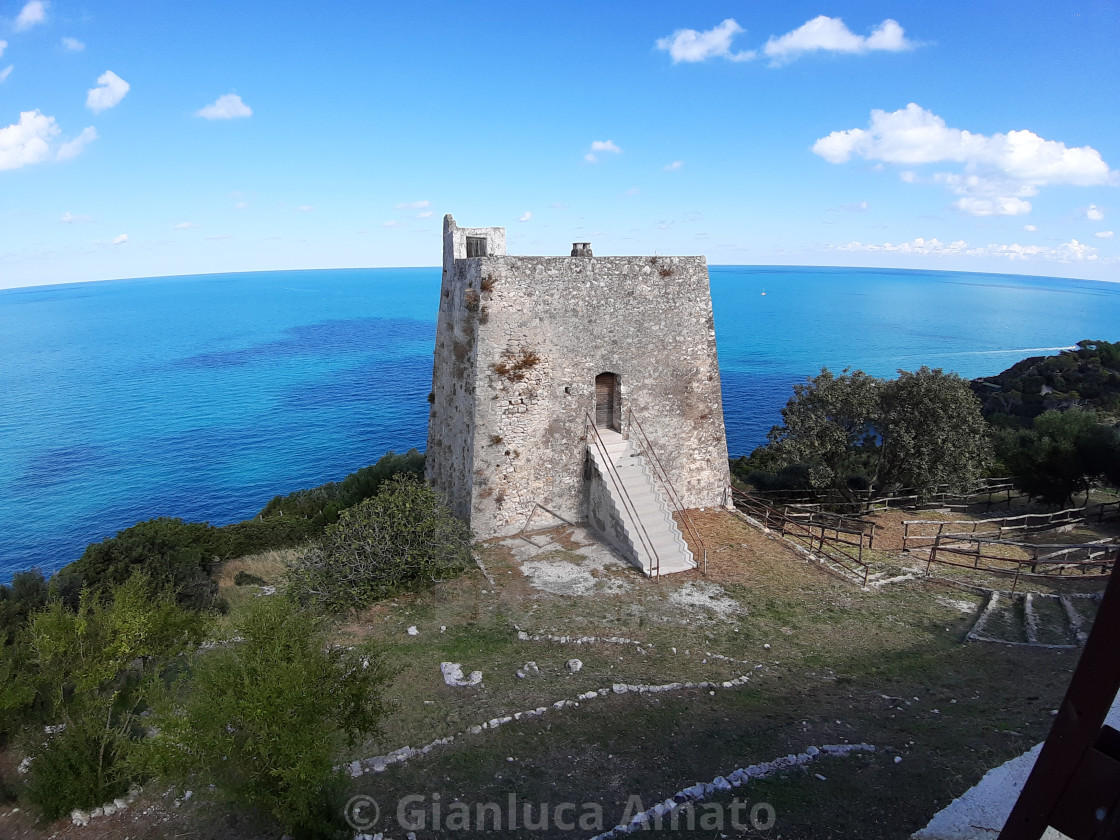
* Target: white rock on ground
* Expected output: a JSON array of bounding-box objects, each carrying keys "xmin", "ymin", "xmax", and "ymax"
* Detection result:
[
  {"xmin": 440, "ymin": 662, "xmax": 482, "ymax": 687},
  {"xmin": 516, "ymin": 661, "xmax": 540, "ymax": 679},
  {"xmin": 407, "ymin": 625, "xmax": 419, "ymax": 636},
  {"xmin": 567, "ymin": 658, "xmax": 583, "ymax": 673}
]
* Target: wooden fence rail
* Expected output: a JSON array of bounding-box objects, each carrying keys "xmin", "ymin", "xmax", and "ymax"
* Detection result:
[
  {"xmin": 902, "ymin": 502, "xmax": 1120, "ymax": 550},
  {"xmin": 730, "ymin": 488, "xmax": 872, "ymax": 586},
  {"xmin": 925, "ymin": 534, "xmax": 1120, "ymax": 594}
]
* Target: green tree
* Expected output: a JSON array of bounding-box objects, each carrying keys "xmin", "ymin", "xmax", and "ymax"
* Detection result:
[
  {"xmin": 288, "ymin": 474, "xmax": 473, "ymax": 612},
  {"xmin": 143, "ymin": 597, "xmax": 389, "ymax": 839},
  {"xmin": 760, "ymin": 366, "xmax": 993, "ymax": 497},
  {"xmin": 876, "ymin": 367, "xmax": 994, "ymax": 492},
  {"xmin": 10, "ymin": 573, "xmax": 206, "ymax": 818},
  {"xmin": 996, "ymin": 409, "xmax": 1120, "ymax": 505},
  {"xmin": 764, "ymin": 368, "xmax": 881, "ymax": 491}
]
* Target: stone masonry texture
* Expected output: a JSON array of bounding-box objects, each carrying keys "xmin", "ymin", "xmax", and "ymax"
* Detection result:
[{"xmin": 426, "ymin": 214, "xmax": 731, "ymax": 539}]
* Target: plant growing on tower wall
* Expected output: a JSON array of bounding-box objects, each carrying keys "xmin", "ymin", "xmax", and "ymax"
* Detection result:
[{"xmin": 492, "ymin": 348, "xmax": 541, "ymax": 382}]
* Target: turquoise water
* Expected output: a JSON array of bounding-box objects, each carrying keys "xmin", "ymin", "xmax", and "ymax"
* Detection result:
[{"xmin": 2, "ymin": 265, "xmax": 1117, "ymax": 580}]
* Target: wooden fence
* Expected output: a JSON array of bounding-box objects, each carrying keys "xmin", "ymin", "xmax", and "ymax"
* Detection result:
[
  {"xmin": 925, "ymin": 534, "xmax": 1120, "ymax": 593},
  {"xmin": 902, "ymin": 501, "xmax": 1120, "ymax": 550},
  {"xmin": 730, "ymin": 489, "xmax": 873, "ymax": 586}
]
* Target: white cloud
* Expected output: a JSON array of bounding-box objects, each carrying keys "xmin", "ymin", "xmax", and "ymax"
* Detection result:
[
  {"xmin": 655, "ymin": 18, "xmax": 756, "ymax": 64},
  {"xmin": 623, "ymin": 187, "xmax": 640, "ymax": 197},
  {"xmin": 86, "ymin": 71, "xmax": 130, "ymax": 113},
  {"xmin": 56, "ymin": 123, "xmax": 97, "ymax": 159},
  {"xmin": 0, "ymin": 66, "xmax": 12, "ymax": 84},
  {"xmin": 15, "ymin": 1, "xmax": 47, "ymax": 32},
  {"xmin": 394, "ymin": 200, "xmax": 429, "ymax": 210},
  {"xmin": 0, "ymin": 41, "xmax": 7, "ymax": 57},
  {"xmin": 111, "ymin": 234, "xmax": 128, "ymax": 245},
  {"xmin": 664, "ymin": 160, "xmax": 683, "ymax": 171},
  {"xmin": 196, "ymin": 93, "xmax": 252, "ymax": 120},
  {"xmin": 1086, "ymin": 204, "xmax": 1104, "ymax": 221},
  {"xmin": 174, "ymin": 221, "xmax": 198, "ymax": 230},
  {"xmin": 953, "ymin": 195, "xmax": 1032, "ymax": 217},
  {"xmin": 61, "ymin": 211, "xmax": 92, "ymax": 223},
  {"xmin": 836, "ymin": 236, "xmax": 1099, "ymax": 262},
  {"xmin": 1, "ymin": 110, "xmax": 57, "ymax": 169},
  {"xmin": 1096, "ymin": 230, "xmax": 1115, "ymax": 239},
  {"xmin": 764, "ymin": 16, "xmax": 913, "ymax": 66},
  {"xmin": 298, "ymin": 205, "xmax": 313, "ymax": 212},
  {"xmin": 62, "ymin": 37, "xmax": 85, "ymax": 51},
  {"xmin": 382, "ymin": 220, "xmax": 405, "ymax": 228},
  {"xmin": 1023, "ymin": 224, "xmax": 1037, "ymax": 232},
  {"xmin": 585, "ymin": 139, "xmax": 621, "ymax": 163},
  {"xmin": 519, "ymin": 211, "xmax": 532, "ymax": 222},
  {"xmin": 234, "ymin": 201, "xmax": 248, "ymax": 209},
  {"xmin": 815, "ymin": 103, "xmax": 1117, "ymax": 217},
  {"xmin": 416, "ymin": 210, "xmax": 433, "ymax": 219}
]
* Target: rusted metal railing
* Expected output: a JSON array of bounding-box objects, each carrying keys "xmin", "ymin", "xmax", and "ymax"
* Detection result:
[
  {"xmin": 626, "ymin": 409, "xmax": 707, "ymax": 575},
  {"xmin": 585, "ymin": 414, "xmax": 662, "ymax": 580}
]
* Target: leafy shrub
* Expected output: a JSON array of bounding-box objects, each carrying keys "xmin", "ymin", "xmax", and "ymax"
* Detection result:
[
  {"xmin": 217, "ymin": 515, "xmax": 320, "ymax": 558},
  {"xmin": 0, "ymin": 569, "xmax": 48, "ymax": 647},
  {"xmin": 288, "ymin": 475, "xmax": 473, "ymax": 612},
  {"xmin": 995, "ymin": 409, "xmax": 1120, "ymax": 505},
  {"xmin": 258, "ymin": 450, "xmax": 426, "ymax": 528},
  {"xmin": 144, "ymin": 597, "xmax": 389, "ymax": 839},
  {"xmin": 17, "ymin": 573, "xmax": 206, "ymax": 818},
  {"xmin": 57, "ymin": 518, "xmax": 224, "ymax": 611}
]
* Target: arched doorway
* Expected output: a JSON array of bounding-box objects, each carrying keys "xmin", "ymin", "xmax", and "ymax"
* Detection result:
[{"xmin": 595, "ymin": 372, "xmax": 619, "ymax": 430}]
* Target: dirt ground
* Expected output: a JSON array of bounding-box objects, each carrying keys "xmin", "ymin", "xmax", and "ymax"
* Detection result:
[{"xmin": 0, "ymin": 507, "xmax": 1110, "ymax": 840}]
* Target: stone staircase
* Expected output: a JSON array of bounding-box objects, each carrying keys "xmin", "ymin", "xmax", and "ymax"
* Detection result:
[{"xmin": 587, "ymin": 429, "xmax": 695, "ymax": 577}]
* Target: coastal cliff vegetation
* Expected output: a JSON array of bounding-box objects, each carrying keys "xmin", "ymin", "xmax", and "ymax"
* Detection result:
[{"xmin": 734, "ymin": 341, "xmax": 1120, "ymax": 507}]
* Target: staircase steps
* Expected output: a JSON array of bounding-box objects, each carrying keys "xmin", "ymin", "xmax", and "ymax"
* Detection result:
[{"xmin": 587, "ymin": 429, "xmax": 695, "ymax": 577}]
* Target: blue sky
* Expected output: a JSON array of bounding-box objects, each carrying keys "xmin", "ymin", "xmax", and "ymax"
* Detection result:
[{"xmin": 1, "ymin": 0, "xmax": 1117, "ymax": 289}]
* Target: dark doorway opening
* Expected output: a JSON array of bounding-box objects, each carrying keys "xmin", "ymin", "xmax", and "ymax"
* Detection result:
[{"xmin": 595, "ymin": 372, "xmax": 620, "ymax": 430}]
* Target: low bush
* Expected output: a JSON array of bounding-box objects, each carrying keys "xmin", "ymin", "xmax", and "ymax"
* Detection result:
[
  {"xmin": 15, "ymin": 573, "xmax": 206, "ymax": 818},
  {"xmin": 56, "ymin": 518, "xmax": 223, "ymax": 611},
  {"xmin": 143, "ymin": 597, "xmax": 389, "ymax": 839},
  {"xmin": 288, "ymin": 475, "xmax": 473, "ymax": 612},
  {"xmin": 0, "ymin": 569, "xmax": 48, "ymax": 647},
  {"xmin": 258, "ymin": 449, "xmax": 426, "ymax": 528}
]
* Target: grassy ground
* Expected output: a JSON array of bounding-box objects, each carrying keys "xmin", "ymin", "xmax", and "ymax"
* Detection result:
[{"xmin": 0, "ymin": 508, "xmax": 1108, "ymax": 839}]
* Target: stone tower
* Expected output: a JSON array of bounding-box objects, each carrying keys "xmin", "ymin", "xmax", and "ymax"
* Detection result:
[{"xmin": 425, "ymin": 214, "xmax": 730, "ymax": 576}]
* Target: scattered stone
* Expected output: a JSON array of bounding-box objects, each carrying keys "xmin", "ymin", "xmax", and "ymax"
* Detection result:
[
  {"xmin": 71, "ymin": 809, "xmax": 90, "ymax": 827},
  {"xmin": 894, "ymin": 756, "xmax": 903, "ymax": 764},
  {"xmin": 440, "ymin": 662, "xmax": 482, "ymax": 687},
  {"xmin": 815, "ymin": 773, "xmax": 827, "ymax": 781},
  {"xmin": 17, "ymin": 756, "xmax": 32, "ymax": 774},
  {"xmin": 516, "ymin": 661, "xmax": 540, "ymax": 679},
  {"xmin": 407, "ymin": 625, "xmax": 419, "ymax": 636},
  {"xmin": 566, "ymin": 658, "xmax": 583, "ymax": 673},
  {"xmin": 763, "ymin": 643, "xmax": 771, "ymax": 650}
]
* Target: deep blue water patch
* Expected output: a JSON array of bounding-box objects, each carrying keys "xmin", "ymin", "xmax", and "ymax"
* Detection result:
[{"xmin": 3, "ymin": 265, "xmax": 1119, "ymax": 581}]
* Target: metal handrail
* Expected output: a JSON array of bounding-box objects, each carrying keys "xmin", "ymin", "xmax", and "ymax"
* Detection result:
[
  {"xmin": 626, "ymin": 408, "xmax": 707, "ymax": 575},
  {"xmin": 585, "ymin": 414, "xmax": 663, "ymax": 580}
]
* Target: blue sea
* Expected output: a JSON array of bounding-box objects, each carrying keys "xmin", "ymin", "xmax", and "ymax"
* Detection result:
[{"xmin": 3, "ymin": 265, "xmax": 1118, "ymax": 582}]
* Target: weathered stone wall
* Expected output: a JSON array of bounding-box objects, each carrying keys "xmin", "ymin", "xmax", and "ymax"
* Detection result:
[
  {"xmin": 426, "ymin": 215, "xmax": 731, "ymax": 539},
  {"xmin": 424, "ymin": 217, "xmax": 504, "ymax": 520}
]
